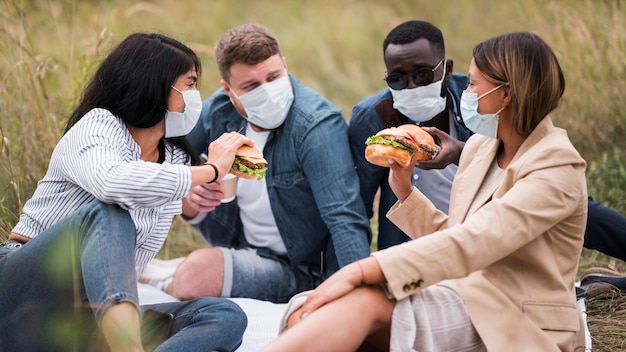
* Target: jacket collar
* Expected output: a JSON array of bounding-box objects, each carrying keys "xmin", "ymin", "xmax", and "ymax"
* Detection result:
[{"xmin": 455, "ymin": 116, "xmax": 556, "ymax": 221}]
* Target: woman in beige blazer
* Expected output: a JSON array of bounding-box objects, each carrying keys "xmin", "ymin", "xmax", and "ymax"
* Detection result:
[{"xmin": 263, "ymin": 32, "xmax": 587, "ymax": 352}]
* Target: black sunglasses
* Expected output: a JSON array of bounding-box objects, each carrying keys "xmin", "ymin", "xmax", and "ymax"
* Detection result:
[{"xmin": 384, "ymin": 58, "xmax": 445, "ymax": 90}]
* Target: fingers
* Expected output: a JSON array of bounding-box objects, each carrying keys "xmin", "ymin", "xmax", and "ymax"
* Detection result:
[
  {"xmin": 185, "ymin": 184, "xmax": 223, "ymax": 212},
  {"xmin": 415, "ymin": 127, "xmax": 463, "ymax": 169},
  {"xmin": 286, "ymin": 307, "xmax": 304, "ymax": 328},
  {"xmin": 299, "ymin": 291, "xmax": 327, "ymax": 320},
  {"xmin": 420, "ymin": 126, "xmax": 443, "ymax": 142},
  {"xmin": 388, "ymin": 159, "xmax": 415, "ymax": 202},
  {"xmin": 206, "ymin": 132, "xmax": 254, "ymax": 178},
  {"xmin": 297, "ymin": 265, "xmax": 362, "ymax": 320}
]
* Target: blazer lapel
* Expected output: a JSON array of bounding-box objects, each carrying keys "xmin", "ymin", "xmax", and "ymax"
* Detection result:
[
  {"xmin": 451, "ymin": 136, "xmax": 500, "ymax": 223},
  {"xmin": 452, "ymin": 117, "xmax": 555, "ymax": 224},
  {"xmin": 511, "ymin": 116, "xmax": 554, "ymax": 165}
]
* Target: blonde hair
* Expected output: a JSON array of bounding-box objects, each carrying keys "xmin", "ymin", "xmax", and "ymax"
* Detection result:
[
  {"xmin": 214, "ymin": 24, "xmax": 281, "ymax": 82},
  {"xmin": 472, "ymin": 32, "xmax": 565, "ymax": 136}
]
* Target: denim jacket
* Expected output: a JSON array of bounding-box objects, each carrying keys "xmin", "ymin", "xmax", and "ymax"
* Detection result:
[
  {"xmin": 348, "ymin": 73, "xmax": 471, "ymax": 249},
  {"xmin": 186, "ymin": 74, "xmax": 371, "ymax": 276}
]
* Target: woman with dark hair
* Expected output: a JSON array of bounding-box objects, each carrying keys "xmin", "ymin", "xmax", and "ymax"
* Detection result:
[
  {"xmin": 263, "ymin": 32, "xmax": 587, "ymax": 352},
  {"xmin": 0, "ymin": 33, "xmax": 251, "ymax": 351}
]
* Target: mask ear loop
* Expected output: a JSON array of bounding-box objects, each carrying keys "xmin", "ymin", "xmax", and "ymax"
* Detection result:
[
  {"xmin": 439, "ymin": 59, "xmax": 447, "ymax": 83},
  {"xmin": 226, "ymin": 83, "xmax": 240, "ymax": 100},
  {"xmin": 477, "ymin": 84, "xmax": 505, "ymax": 100},
  {"xmin": 171, "ymin": 86, "xmax": 183, "ymax": 94},
  {"xmin": 495, "ymin": 83, "xmax": 512, "ymax": 115}
]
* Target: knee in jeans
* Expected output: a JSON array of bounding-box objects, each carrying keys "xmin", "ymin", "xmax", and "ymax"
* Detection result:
[{"xmin": 195, "ymin": 298, "xmax": 247, "ymax": 332}]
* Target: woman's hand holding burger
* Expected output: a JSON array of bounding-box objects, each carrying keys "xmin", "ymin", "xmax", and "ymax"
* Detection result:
[
  {"xmin": 184, "ymin": 132, "xmax": 254, "ymax": 218},
  {"xmin": 204, "ymin": 132, "xmax": 255, "ymax": 182},
  {"xmin": 388, "ymin": 157, "xmax": 415, "ymax": 203},
  {"xmin": 183, "ymin": 131, "xmax": 269, "ymax": 219},
  {"xmin": 364, "ymin": 124, "xmax": 439, "ymax": 202}
]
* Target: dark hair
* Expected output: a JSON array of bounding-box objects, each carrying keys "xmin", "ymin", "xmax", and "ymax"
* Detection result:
[
  {"xmin": 473, "ymin": 32, "xmax": 565, "ymax": 136},
  {"xmin": 383, "ymin": 20, "xmax": 445, "ymax": 56},
  {"xmin": 214, "ymin": 24, "xmax": 281, "ymax": 82},
  {"xmin": 65, "ymin": 33, "xmax": 202, "ymax": 164}
]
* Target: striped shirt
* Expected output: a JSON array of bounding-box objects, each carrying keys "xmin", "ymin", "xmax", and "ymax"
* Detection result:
[{"xmin": 12, "ymin": 108, "xmax": 193, "ymax": 275}]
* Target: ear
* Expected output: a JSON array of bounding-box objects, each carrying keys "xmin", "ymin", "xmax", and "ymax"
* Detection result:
[
  {"xmin": 220, "ymin": 79, "xmax": 231, "ymax": 94},
  {"xmin": 282, "ymin": 56, "xmax": 288, "ymax": 70},
  {"xmin": 501, "ymin": 83, "xmax": 512, "ymax": 107}
]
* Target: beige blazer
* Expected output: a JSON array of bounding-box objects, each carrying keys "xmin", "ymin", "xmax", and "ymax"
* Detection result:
[{"xmin": 372, "ymin": 117, "xmax": 587, "ymax": 351}]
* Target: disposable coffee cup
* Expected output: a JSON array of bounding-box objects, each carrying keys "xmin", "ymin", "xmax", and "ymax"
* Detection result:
[{"xmin": 218, "ymin": 173, "xmax": 237, "ymax": 203}]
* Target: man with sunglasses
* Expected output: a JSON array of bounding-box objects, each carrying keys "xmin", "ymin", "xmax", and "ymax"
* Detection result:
[
  {"xmin": 349, "ymin": 21, "xmax": 626, "ymax": 300},
  {"xmin": 349, "ymin": 20, "xmax": 470, "ymax": 249}
]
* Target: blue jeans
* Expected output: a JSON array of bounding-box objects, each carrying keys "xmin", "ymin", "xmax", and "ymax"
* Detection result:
[
  {"xmin": 219, "ymin": 247, "xmax": 321, "ymax": 303},
  {"xmin": 0, "ymin": 201, "xmax": 246, "ymax": 351},
  {"xmin": 584, "ymin": 196, "xmax": 626, "ymax": 262}
]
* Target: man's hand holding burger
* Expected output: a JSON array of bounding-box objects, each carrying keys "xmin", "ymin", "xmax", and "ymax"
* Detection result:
[{"xmin": 417, "ymin": 127, "xmax": 465, "ymax": 170}]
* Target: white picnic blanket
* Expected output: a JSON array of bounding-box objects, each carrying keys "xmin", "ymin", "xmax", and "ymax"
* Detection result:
[
  {"xmin": 576, "ymin": 281, "xmax": 593, "ymax": 352},
  {"xmin": 138, "ymin": 283, "xmax": 592, "ymax": 351},
  {"xmin": 138, "ymin": 283, "xmax": 285, "ymax": 351}
]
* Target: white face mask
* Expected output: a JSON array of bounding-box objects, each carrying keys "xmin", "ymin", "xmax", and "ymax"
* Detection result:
[
  {"xmin": 231, "ymin": 73, "xmax": 294, "ymax": 129},
  {"xmin": 460, "ymin": 85, "xmax": 504, "ymax": 139},
  {"xmin": 165, "ymin": 87, "xmax": 202, "ymax": 138},
  {"xmin": 390, "ymin": 61, "xmax": 447, "ymax": 123}
]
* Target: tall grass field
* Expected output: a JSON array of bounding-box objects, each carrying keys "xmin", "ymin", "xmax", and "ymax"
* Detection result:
[{"xmin": 1, "ymin": 0, "xmax": 626, "ymax": 347}]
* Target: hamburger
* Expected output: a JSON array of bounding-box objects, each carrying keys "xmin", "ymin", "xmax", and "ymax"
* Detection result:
[
  {"xmin": 231, "ymin": 145, "xmax": 268, "ymax": 180},
  {"xmin": 364, "ymin": 124, "xmax": 439, "ymax": 168}
]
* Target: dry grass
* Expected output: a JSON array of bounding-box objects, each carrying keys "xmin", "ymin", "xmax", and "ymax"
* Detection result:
[
  {"xmin": 1, "ymin": 0, "xmax": 626, "ymax": 349},
  {"xmin": 586, "ymin": 289, "xmax": 626, "ymax": 351},
  {"xmin": 156, "ymin": 217, "xmax": 206, "ymax": 260}
]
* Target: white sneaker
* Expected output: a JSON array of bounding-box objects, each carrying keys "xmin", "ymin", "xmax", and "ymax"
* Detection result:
[{"xmin": 139, "ymin": 257, "xmax": 186, "ymax": 292}]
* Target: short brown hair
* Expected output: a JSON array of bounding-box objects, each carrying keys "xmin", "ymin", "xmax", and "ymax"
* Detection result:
[
  {"xmin": 214, "ymin": 24, "xmax": 281, "ymax": 82},
  {"xmin": 472, "ymin": 32, "xmax": 565, "ymax": 137}
]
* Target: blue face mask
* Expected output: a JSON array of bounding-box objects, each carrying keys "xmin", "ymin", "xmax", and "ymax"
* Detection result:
[{"xmin": 460, "ymin": 84, "xmax": 504, "ymax": 139}]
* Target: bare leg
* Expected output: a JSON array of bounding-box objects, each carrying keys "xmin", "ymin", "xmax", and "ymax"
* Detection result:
[
  {"xmin": 262, "ymin": 286, "xmax": 394, "ymax": 352},
  {"xmin": 101, "ymin": 302, "xmax": 143, "ymax": 352},
  {"xmin": 167, "ymin": 247, "xmax": 224, "ymax": 300}
]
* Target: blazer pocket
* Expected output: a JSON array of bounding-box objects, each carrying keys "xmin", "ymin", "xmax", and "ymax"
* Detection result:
[{"xmin": 522, "ymin": 302, "xmax": 580, "ymax": 332}]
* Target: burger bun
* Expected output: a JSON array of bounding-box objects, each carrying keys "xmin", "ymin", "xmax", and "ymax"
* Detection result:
[
  {"xmin": 229, "ymin": 145, "xmax": 268, "ymax": 179},
  {"xmin": 364, "ymin": 124, "xmax": 438, "ymax": 168},
  {"xmin": 365, "ymin": 144, "xmax": 412, "ymax": 168},
  {"xmin": 235, "ymin": 145, "xmax": 264, "ymax": 159},
  {"xmin": 396, "ymin": 124, "xmax": 438, "ymax": 161}
]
